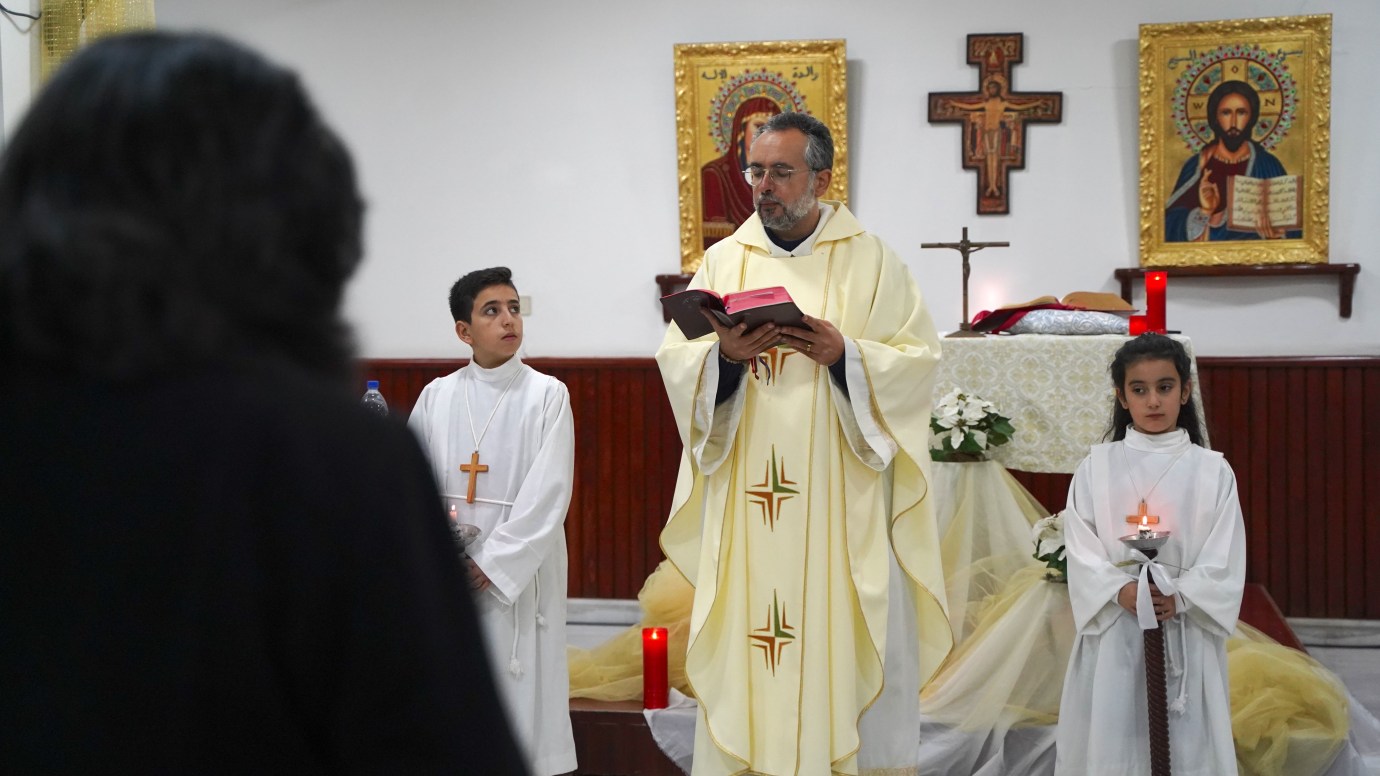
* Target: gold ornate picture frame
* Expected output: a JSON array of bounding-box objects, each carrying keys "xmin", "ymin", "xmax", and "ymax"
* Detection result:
[
  {"xmin": 1138, "ymin": 15, "xmax": 1331, "ymax": 267},
  {"xmin": 673, "ymin": 39, "xmax": 848, "ymax": 273}
]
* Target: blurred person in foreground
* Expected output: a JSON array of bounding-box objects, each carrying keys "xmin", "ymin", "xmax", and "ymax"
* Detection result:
[{"xmin": 0, "ymin": 32, "xmax": 527, "ymax": 774}]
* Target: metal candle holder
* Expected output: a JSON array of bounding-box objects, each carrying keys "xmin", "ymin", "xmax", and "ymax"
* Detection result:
[
  {"xmin": 1120, "ymin": 529, "xmax": 1173, "ymax": 776},
  {"xmin": 451, "ymin": 523, "xmax": 481, "ymax": 559}
]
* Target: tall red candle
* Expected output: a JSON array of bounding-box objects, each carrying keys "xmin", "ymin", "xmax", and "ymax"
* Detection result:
[
  {"xmin": 1145, "ymin": 272, "xmax": 1167, "ymax": 334},
  {"xmin": 642, "ymin": 627, "xmax": 669, "ymax": 709}
]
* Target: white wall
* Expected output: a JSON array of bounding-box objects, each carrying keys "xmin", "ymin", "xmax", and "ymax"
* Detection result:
[
  {"xmin": 18, "ymin": 0, "xmax": 1380, "ymax": 357},
  {"xmin": 0, "ymin": 1, "xmax": 39, "ymax": 144}
]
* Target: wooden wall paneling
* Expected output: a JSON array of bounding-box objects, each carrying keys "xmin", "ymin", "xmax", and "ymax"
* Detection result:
[
  {"xmin": 1364, "ymin": 366, "xmax": 1380, "ymax": 620},
  {"xmin": 1301, "ymin": 369, "xmax": 1322, "ymax": 614},
  {"xmin": 1335, "ymin": 367, "xmax": 1355, "ymax": 617},
  {"xmin": 1321, "ymin": 368, "xmax": 1344, "ymax": 617},
  {"xmin": 623, "ymin": 368, "xmax": 644, "ymax": 594},
  {"xmin": 1291, "ymin": 368, "xmax": 1315, "ymax": 614},
  {"xmin": 1267, "ymin": 367, "xmax": 1295, "ymax": 614},
  {"xmin": 1201, "ymin": 366, "xmax": 1246, "ymax": 576},
  {"xmin": 1248, "ymin": 367, "xmax": 1274, "ymax": 595},
  {"xmin": 642, "ymin": 370, "xmax": 663, "ymax": 578},
  {"xmin": 1245, "ymin": 366, "xmax": 1270, "ymax": 592},
  {"xmin": 594, "ymin": 365, "xmax": 611, "ymax": 598},
  {"xmin": 612, "ymin": 371, "xmax": 633, "ymax": 598},
  {"xmin": 1341, "ymin": 367, "xmax": 1363, "ymax": 617},
  {"xmin": 1007, "ymin": 471, "xmax": 1071, "ymax": 515},
  {"xmin": 580, "ymin": 366, "xmax": 606, "ymax": 598}
]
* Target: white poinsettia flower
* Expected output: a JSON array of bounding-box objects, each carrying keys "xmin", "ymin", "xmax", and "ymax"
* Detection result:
[
  {"xmin": 930, "ymin": 388, "xmax": 1013, "ymax": 457},
  {"xmin": 936, "ymin": 388, "xmax": 962, "ymax": 411},
  {"xmin": 1031, "ymin": 514, "xmax": 1059, "ymax": 541},
  {"xmin": 949, "ymin": 427, "xmax": 965, "ymax": 449},
  {"xmin": 1031, "ymin": 514, "xmax": 1065, "ymax": 557}
]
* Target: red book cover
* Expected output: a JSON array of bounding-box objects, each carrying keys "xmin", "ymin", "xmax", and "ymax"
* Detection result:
[{"xmin": 661, "ymin": 286, "xmax": 805, "ymax": 339}]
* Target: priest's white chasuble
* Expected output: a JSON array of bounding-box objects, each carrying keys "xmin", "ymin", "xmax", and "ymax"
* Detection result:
[
  {"xmin": 1057, "ymin": 427, "xmax": 1245, "ymax": 776},
  {"xmin": 657, "ymin": 203, "xmax": 952, "ymax": 776},
  {"xmin": 408, "ymin": 356, "xmax": 577, "ymax": 776}
]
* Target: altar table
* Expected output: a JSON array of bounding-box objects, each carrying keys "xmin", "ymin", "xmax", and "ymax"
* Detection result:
[{"xmin": 931, "ymin": 334, "xmax": 1206, "ymax": 473}]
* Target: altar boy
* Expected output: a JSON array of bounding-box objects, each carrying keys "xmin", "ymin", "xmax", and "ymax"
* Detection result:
[{"xmin": 408, "ymin": 267, "xmax": 576, "ymax": 776}]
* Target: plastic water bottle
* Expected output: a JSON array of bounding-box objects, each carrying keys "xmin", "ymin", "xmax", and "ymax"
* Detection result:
[{"xmin": 361, "ymin": 380, "xmax": 388, "ymax": 417}]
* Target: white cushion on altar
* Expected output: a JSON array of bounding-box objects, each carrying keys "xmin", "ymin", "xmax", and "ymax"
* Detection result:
[{"xmin": 1007, "ymin": 309, "xmax": 1129, "ymax": 335}]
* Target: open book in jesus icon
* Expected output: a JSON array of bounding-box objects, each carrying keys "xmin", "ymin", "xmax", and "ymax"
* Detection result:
[
  {"xmin": 661, "ymin": 286, "xmax": 805, "ymax": 340},
  {"xmin": 1225, "ymin": 174, "xmax": 1302, "ymax": 232}
]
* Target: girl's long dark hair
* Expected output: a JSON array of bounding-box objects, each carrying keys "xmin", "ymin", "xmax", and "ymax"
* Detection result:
[
  {"xmin": 0, "ymin": 32, "xmax": 364, "ymax": 383},
  {"xmin": 1105, "ymin": 333, "xmax": 1205, "ymax": 446}
]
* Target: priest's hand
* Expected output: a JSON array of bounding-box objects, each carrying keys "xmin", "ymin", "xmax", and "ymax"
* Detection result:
[
  {"xmin": 464, "ymin": 558, "xmax": 492, "ymax": 593},
  {"xmin": 702, "ymin": 309, "xmax": 779, "ymax": 363},
  {"xmin": 778, "ymin": 315, "xmax": 844, "ymax": 366}
]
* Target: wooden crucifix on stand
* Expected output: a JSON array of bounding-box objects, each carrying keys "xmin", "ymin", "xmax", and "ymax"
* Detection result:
[
  {"xmin": 928, "ymin": 33, "xmax": 1063, "ymax": 214},
  {"xmin": 921, "ymin": 227, "xmax": 1009, "ymax": 337}
]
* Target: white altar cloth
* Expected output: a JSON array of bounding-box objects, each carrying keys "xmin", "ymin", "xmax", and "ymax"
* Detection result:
[{"xmin": 931, "ymin": 334, "xmax": 1207, "ymax": 473}]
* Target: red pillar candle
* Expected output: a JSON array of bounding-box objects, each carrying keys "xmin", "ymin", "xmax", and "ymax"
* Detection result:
[
  {"xmin": 642, "ymin": 627, "xmax": 669, "ymax": 709},
  {"xmin": 1128, "ymin": 315, "xmax": 1148, "ymax": 336},
  {"xmin": 1145, "ymin": 271, "xmax": 1168, "ymax": 334}
]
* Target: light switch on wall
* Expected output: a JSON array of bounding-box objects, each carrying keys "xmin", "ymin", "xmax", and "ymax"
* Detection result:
[{"xmin": 520, "ymin": 295, "xmax": 532, "ymax": 316}]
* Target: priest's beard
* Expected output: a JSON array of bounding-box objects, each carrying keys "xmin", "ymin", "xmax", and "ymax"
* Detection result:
[{"xmin": 757, "ymin": 188, "xmax": 818, "ymax": 232}]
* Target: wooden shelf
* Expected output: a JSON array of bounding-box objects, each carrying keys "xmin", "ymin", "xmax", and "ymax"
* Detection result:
[{"xmin": 1114, "ymin": 263, "xmax": 1360, "ymax": 318}]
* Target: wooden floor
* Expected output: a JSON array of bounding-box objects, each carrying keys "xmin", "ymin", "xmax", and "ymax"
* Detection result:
[{"xmin": 569, "ymin": 583, "xmax": 1300, "ymax": 776}]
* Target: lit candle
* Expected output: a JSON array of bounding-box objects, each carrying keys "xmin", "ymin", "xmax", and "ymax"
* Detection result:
[
  {"xmin": 1145, "ymin": 272, "xmax": 1168, "ymax": 334},
  {"xmin": 1139, "ymin": 514, "xmax": 1152, "ymax": 538},
  {"xmin": 642, "ymin": 627, "xmax": 669, "ymax": 709},
  {"xmin": 1128, "ymin": 314, "xmax": 1148, "ymax": 336}
]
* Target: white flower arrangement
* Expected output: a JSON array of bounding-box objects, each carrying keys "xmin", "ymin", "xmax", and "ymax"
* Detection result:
[
  {"xmin": 1032, "ymin": 513, "xmax": 1067, "ymax": 582},
  {"xmin": 929, "ymin": 388, "xmax": 1015, "ymax": 462}
]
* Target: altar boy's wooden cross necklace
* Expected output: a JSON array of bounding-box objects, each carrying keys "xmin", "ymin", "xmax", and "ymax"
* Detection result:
[
  {"xmin": 1124, "ymin": 443, "xmax": 1190, "ymax": 529},
  {"xmin": 459, "ymin": 369, "xmax": 522, "ymax": 503}
]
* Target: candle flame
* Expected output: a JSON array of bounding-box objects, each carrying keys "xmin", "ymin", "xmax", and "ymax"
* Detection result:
[{"xmin": 1141, "ymin": 514, "xmax": 1149, "ymax": 528}]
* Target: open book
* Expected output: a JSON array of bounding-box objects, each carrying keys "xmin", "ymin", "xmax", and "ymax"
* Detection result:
[
  {"xmin": 661, "ymin": 286, "xmax": 805, "ymax": 340},
  {"xmin": 1226, "ymin": 175, "xmax": 1301, "ymax": 232},
  {"xmin": 971, "ymin": 291, "xmax": 1134, "ymax": 333}
]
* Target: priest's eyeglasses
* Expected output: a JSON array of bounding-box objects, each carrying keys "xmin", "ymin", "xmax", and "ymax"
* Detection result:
[{"xmin": 742, "ymin": 165, "xmax": 818, "ymax": 186}]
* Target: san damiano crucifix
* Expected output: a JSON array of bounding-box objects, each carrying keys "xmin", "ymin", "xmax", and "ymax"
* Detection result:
[{"xmin": 928, "ymin": 33, "xmax": 1063, "ymax": 215}]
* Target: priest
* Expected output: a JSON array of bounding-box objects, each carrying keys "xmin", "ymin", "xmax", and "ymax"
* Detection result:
[
  {"xmin": 656, "ymin": 112, "xmax": 951, "ymax": 776},
  {"xmin": 409, "ymin": 267, "xmax": 577, "ymax": 776}
]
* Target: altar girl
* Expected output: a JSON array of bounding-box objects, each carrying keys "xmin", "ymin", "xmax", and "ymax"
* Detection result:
[{"xmin": 1055, "ymin": 333, "xmax": 1245, "ymax": 775}]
